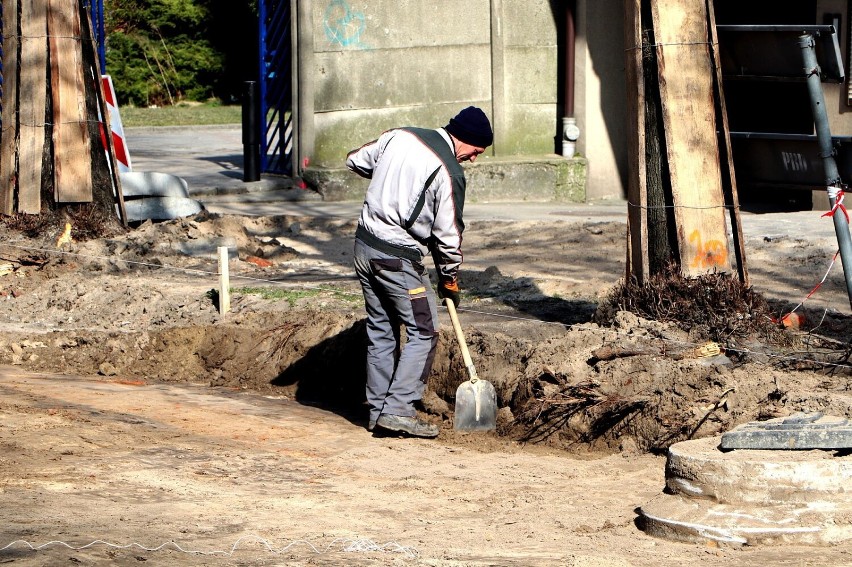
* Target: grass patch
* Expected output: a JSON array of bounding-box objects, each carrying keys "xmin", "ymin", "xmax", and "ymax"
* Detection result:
[
  {"xmin": 121, "ymin": 103, "xmax": 241, "ymax": 127},
  {"xmin": 234, "ymin": 286, "xmax": 362, "ymax": 307}
]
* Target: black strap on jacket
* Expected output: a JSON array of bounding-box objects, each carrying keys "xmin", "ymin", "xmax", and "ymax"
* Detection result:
[
  {"xmin": 404, "ymin": 165, "xmax": 441, "ymax": 229},
  {"xmin": 356, "ymin": 224, "xmax": 422, "ymax": 262}
]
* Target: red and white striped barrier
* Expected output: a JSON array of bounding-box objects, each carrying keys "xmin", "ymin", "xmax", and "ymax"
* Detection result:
[{"xmin": 99, "ymin": 75, "xmax": 132, "ymax": 173}]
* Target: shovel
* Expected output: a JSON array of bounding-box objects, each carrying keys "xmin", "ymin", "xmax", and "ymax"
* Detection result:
[{"xmin": 445, "ymin": 301, "xmax": 497, "ymax": 431}]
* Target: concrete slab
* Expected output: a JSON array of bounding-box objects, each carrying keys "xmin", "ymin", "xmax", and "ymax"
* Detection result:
[
  {"xmin": 638, "ymin": 436, "xmax": 852, "ymax": 546},
  {"xmin": 123, "ymin": 197, "xmax": 203, "ymax": 222},
  {"xmin": 120, "ymin": 171, "xmax": 189, "ymax": 198},
  {"xmin": 639, "ymin": 494, "xmax": 835, "ymax": 546},
  {"xmin": 720, "ymin": 413, "xmax": 852, "ymax": 450},
  {"xmin": 302, "ymin": 155, "xmax": 588, "ymax": 203}
]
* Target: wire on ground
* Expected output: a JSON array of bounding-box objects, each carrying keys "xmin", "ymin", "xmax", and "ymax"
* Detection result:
[{"xmin": 0, "ymin": 535, "xmax": 418, "ymax": 559}]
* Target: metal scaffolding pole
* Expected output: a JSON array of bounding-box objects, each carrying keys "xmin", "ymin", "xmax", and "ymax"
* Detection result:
[{"xmin": 800, "ymin": 32, "xmax": 852, "ymax": 309}]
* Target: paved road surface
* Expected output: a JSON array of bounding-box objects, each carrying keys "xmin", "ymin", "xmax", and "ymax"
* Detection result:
[{"xmin": 125, "ymin": 125, "xmax": 844, "ymax": 245}]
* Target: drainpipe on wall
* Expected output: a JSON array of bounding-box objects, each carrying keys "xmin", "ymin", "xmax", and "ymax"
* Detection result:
[{"xmin": 562, "ymin": 0, "xmax": 580, "ymax": 158}]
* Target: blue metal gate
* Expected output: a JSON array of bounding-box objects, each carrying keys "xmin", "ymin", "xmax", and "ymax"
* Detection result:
[
  {"xmin": 87, "ymin": 0, "xmax": 106, "ymax": 72},
  {"xmin": 258, "ymin": 0, "xmax": 294, "ymax": 175}
]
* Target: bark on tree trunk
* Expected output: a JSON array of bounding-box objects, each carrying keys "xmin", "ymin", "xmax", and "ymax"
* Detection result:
[{"xmin": 640, "ymin": 12, "xmax": 676, "ymax": 275}]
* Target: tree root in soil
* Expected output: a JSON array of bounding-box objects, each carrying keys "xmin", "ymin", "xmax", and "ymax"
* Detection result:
[{"xmin": 595, "ymin": 265, "xmax": 785, "ymax": 345}]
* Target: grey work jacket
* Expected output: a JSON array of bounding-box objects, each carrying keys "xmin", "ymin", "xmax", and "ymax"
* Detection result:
[{"xmin": 346, "ymin": 127, "xmax": 466, "ymax": 282}]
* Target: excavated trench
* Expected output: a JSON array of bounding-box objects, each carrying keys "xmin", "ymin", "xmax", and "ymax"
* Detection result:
[
  {"xmin": 1, "ymin": 213, "xmax": 851, "ymax": 455},
  {"xmin": 2, "ymin": 304, "xmax": 849, "ymax": 455}
]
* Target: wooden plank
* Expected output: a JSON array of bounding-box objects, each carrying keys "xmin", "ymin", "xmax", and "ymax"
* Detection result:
[
  {"xmin": 0, "ymin": 0, "xmax": 19, "ymax": 215},
  {"xmin": 48, "ymin": 0, "xmax": 92, "ymax": 203},
  {"xmin": 624, "ymin": 0, "xmax": 649, "ymax": 282},
  {"xmin": 706, "ymin": 0, "xmax": 748, "ymax": 285},
  {"xmin": 17, "ymin": 0, "xmax": 48, "ymax": 213},
  {"xmin": 651, "ymin": 0, "xmax": 731, "ymax": 276}
]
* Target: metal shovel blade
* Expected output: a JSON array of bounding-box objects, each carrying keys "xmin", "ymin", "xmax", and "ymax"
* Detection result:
[
  {"xmin": 454, "ymin": 379, "xmax": 497, "ymax": 431},
  {"xmin": 445, "ymin": 300, "xmax": 496, "ymax": 431}
]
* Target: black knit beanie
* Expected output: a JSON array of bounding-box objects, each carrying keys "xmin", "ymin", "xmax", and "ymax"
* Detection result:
[{"xmin": 445, "ymin": 106, "xmax": 493, "ymax": 148}]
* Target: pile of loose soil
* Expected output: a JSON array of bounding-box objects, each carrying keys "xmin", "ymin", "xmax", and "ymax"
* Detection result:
[{"xmin": 0, "ymin": 211, "xmax": 850, "ymax": 454}]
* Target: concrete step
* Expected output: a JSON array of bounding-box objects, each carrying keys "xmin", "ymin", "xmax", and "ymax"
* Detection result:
[
  {"xmin": 639, "ymin": 492, "xmax": 849, "ymax": 545},
  {"xmin": 638, "ymin": 435, "xmax": 852, "ymax": 546},
  {"xmin": 666, "ymin": 436, "xmax": 852, "ymax": 505}
]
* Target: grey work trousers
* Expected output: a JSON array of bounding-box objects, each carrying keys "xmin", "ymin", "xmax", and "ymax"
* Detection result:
[{"xmin": 354, "ymin": 238, "xmax": 439, "ymax": 424}]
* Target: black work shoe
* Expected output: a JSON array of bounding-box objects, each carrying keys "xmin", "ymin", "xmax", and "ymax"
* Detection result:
[{"xmin": 376, "ymin": 414, "xmax": 439, "ymax": 438}]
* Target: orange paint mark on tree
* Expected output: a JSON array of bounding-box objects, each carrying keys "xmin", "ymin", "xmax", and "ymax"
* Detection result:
[{"xmin": 689, "ymin": 230, "xmax": 728, "ymax": 270}]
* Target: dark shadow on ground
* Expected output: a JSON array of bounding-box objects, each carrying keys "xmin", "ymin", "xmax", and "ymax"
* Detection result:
[
  {"xmin": 271, "ymin": 320, "xmax": 370, "ymax": 428},
  {"xmin": 198, "ymin": 154, "xmax": 244, "ymax": 179},
  {"xmin": 459, "ymin": 270, "xmax": 599, "ymax": 327}
]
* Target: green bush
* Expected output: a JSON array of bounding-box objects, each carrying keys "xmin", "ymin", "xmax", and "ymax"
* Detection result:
[{"xmin": 104, "ymin": 0, "xmax": 256, "ymax": 107}]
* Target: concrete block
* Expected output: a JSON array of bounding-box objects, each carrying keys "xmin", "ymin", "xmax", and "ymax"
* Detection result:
[
  {"xmin": 303, "ymin": 155, "xmax": 587, "ymax": 203},
  {"xmin": 314, "ymin": 45, "xmax": 492, "ymax": 113},
  {"xmin": 313, "ymin": 0, "xmax": 489, "ymax": 52},
  {"xmin": 303, "ymin": 166, "xmax": 369, "ymax": 202},
  {"xmin": 720, "ymin": 413, "xmax": 852, "ymax": 450},
  {"xmin": 503, "ymin": 0, "xmax": 558, "ymax": 47},
  {"xmin": 505, "ymin": 46, "xmax": 559, "ymax": 104}
]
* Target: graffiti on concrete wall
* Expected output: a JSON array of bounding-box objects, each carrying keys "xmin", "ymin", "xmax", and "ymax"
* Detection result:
[{"xmin": 324, "ymin": 0, "xmax": 368, "ymax": 48}]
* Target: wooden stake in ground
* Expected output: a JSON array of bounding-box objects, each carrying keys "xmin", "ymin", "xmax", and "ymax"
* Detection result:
[
  {"xmin": 218, "ymin": 246, "xmax": 231, "ymax": 314},
  {"xmin": 624, "ymin": 0, "xmax": 649, "ymax": 282},
  {"xmin": 48, "ymin": 0, "xmax": 92, "ymax": 203}
]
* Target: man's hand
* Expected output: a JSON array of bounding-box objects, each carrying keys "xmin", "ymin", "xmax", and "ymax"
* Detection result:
[{"xmin": 437, "ymin": 279, "xmax": 460, "ymax": 307}]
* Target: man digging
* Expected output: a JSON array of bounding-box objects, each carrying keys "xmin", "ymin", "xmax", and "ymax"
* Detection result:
[{"xmin": 346, "ymin": 107, "xmax": 493, "ymax": 438}]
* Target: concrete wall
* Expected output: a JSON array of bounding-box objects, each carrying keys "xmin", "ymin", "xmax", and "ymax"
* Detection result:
[
  {"xmin": 310, "ymin": 0, "xmax": 493, "ymax": 167},
  {"xmin": 297, "ymin": 0, "xmax": 852, "ymax": 203},
  {"xmin": 576, "ymin": 0, "xmax": 628, "ymax": 201},
  {"xmin": 306, "ymin": 0, "xmax": 571, "ymax": 177},
  {"xmin": 499, "ymin": 1, "xmax": 561, "ymax": 155}
]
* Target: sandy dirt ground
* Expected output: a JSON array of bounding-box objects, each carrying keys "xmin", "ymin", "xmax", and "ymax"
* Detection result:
[{"xmin": 0, "ymin": 209, "xmax": 851, "ymax": 566}]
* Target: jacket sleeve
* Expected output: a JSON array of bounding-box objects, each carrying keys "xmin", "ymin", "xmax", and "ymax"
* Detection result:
[
  {"xmin": 346, "ymin": 130, "xmax": 394, "ymax": 179},
  {"xmin": 429, "ymin": 172, "xmax": 466, "ymax": 283}
]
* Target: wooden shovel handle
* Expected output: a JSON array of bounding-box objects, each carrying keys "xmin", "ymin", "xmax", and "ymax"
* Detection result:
[{"xmin": 445, "ymin": 301, "xmax": 479, "ymax": 382}]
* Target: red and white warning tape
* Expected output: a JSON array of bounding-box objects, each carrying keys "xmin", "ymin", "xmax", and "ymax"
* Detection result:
[
  {"xmin": 98, "ymin": 75, "xmax": 132, "ymax": 173},
  {"xmin": 779, "ymin": 185, "xmax": 848, "ymax": 325}
]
